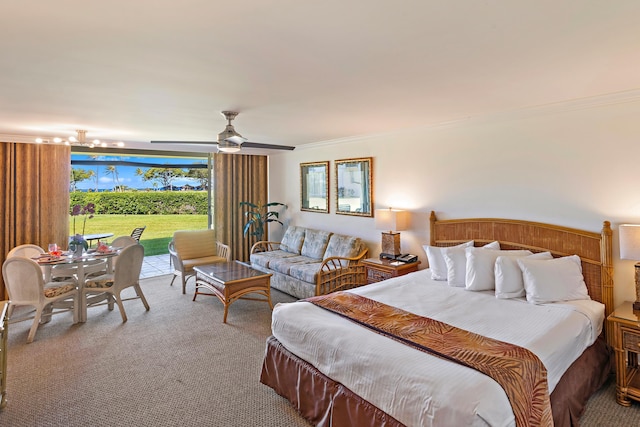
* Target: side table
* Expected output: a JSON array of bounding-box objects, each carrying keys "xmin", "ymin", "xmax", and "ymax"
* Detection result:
[
  {"xmin": 362, "ymin": 258, "xmax": 420, "ymax": 284},
  {"xmin": 608, "ymin": 301, "xmax": 640, "ymax": 406}
]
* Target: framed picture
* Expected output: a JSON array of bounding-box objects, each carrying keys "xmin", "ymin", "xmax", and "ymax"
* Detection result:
[
  {"xmin": 335, "ymin": 157, "xmax": 373, "ymax": 217},
  {"xmin": 300, "ymin": 161, "xmax": 329, "ymax": 213}
]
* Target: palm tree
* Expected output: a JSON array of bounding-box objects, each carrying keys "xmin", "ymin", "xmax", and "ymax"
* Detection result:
[
  {"xmin": 91, "ymin": 155, "xmax": 100, "ymax": 192},
  {"xmin": 105, "ymin": 165, "xmax": 121, "ymax": 191},
  {"xmin": 70, "ymin": 168, "xmax": 95, "ymax": 192}
]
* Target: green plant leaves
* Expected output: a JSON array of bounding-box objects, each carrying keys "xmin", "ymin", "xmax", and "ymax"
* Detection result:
[{"xmin": 239, "ymin": 201, "xmax": 287, "ymax": 240}]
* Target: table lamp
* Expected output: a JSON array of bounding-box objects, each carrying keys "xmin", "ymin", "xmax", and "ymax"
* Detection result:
[
  {"xmin": 619, "ymin": 224, "xmax": 640, "ymax": 310},
  {"xmin": 375, "ymin": 208, "xmax": 409, "ymax": 260}
]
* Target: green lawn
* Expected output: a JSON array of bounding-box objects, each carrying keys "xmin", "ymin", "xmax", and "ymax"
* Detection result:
[{"xmin": 70, "ymin": 214, "xmax": 208, "ymax": 256}]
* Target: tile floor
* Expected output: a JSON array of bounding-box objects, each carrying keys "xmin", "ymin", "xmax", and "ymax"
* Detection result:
[{"xmin": 140, "ymin": 253, "xmax": 173, "ymax": 279}]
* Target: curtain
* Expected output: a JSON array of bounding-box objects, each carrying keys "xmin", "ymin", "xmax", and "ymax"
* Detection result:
[
  {"xmin": 0, "ymin": 142, "xmax": 70, "ymax": 300},
  {"xmin": 213, "ymin": 154, "xmax": 268, "ymax": 262}
]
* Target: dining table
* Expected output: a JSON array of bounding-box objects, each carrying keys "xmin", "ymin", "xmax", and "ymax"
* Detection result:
[
  {"xmin": 81, "ymin": 233, "xmax": 114, "ymax": 248},
  {"xmin": 36, "ymin": 249, "xmax": 120, "ymax": 322}
]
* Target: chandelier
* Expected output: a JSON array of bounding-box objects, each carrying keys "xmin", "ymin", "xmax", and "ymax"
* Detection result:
[{"xmin": 35, "ymin": 130, "xmax": 125, "ymax": 148}]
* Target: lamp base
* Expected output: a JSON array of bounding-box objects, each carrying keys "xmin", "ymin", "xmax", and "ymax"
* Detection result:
[{"xmin": 381, "ymin": 232, "xmax": 401, "ymax": 258}]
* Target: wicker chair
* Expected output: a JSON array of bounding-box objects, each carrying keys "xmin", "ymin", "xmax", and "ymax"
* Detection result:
[
  {"xmin": 130, "ymin": 226, "xmax": 146, "ymax": 242},
  {"xmin": 168, "ymin": 229, "xmax": 231, "ymax": 294},
  {"xmin": 2, "ymin": 257, "xmax": 78, "ymax": 343},
  {"xmin": 84, "ymin": 243, "xmax": 149, "ymax": 322}
]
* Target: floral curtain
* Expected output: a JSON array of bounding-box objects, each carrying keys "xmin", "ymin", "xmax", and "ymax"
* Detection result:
[
  {"xmin": 213, "ymin": 154, "xmax": 268, "ymax": 262},
  {"xmin": 0, "ymin": 142, "xmax": 70, "ymax": 300}
]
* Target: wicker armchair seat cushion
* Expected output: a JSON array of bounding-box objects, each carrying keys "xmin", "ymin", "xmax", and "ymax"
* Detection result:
[
  {"xmin": 43, "ymin": 283, "xmax": 77, "ymax": 298},
  {"xmin": 269, "ymin": 255, "xmax": 321, "ymax": 276},
  {"xmin": 86, "ymin": 277, "xmax": 114, "ymax": 289},
  {"xmin": 182, "ymin": 255, "xmax": 228, "ymax": 271},
  {"xmin": 173, "ymin": 229, "xmax": 220, "ymax": 260},
  {"xmin": 250, "ymin": 250, "xmax": 299, "ymax": 269}
]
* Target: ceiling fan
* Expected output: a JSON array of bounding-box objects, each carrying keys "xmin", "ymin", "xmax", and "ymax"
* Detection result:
[{"xmin": 150, "ymin": 111, "xmax": 295, "ymax": 153}]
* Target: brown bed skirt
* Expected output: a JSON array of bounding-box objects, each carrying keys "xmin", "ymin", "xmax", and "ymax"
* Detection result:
[{"xmin": 260, "ymin": 335, "xmax": 612, "ymax": 427}]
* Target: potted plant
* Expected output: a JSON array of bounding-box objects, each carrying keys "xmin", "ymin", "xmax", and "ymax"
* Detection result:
[
  {"xmin": 239, "ymin": 201, "xmax": 287, "ymax": 241},
  {"xmin": 69, "ymin": 203, "xmax": 95, "ymax": 257}
]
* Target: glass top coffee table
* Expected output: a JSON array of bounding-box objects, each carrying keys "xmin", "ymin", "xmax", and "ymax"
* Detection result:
[{"xmin": 193, "ymin": 261, "xmax": 273, "ymax": 323}]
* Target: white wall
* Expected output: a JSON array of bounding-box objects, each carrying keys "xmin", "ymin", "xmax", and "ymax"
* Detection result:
[{"xmin": 268, "ymin": 91, "xmax": 640, "ymax": 307}]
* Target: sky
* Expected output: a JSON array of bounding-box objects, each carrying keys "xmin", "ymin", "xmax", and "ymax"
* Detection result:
[{"xmin": 71, "ymin": 154, "xmax": 208, "ymax": 191}]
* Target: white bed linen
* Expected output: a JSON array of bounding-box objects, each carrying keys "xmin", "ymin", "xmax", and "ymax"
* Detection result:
[{"xmin": 271, "ymin": 269, "xmax": 604, "ymax": 427}]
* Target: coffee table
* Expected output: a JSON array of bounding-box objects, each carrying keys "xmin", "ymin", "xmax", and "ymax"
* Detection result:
[{"xmin": 193, "ymin": 262, "xmax": 273, "ymax": 323}]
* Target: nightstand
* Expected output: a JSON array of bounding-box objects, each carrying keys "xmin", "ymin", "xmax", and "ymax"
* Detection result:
[
  {"xmin": 608, "ymin": 301, "xmax": 640, "ymax": 406},
  {"xmin": 362, "ymin": 258, "xmax": 420, "ymax": 284}
]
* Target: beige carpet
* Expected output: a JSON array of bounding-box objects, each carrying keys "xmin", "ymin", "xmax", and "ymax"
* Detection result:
[
  {"xmin": 0, "ymin": 274, "xmax": 310, "ymax": 427},
  {"xmin": 0, "ymin": 274, "xmax": 638, "ymax": 426}
]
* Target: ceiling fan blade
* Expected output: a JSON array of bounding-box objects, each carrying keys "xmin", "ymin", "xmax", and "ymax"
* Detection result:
[
  {"xmin": 242, "ymin": 142, "xmax": 295, "ymax": 151},
  {"xmin": 150, "ymin": 141, "xmax": 217, "ymax": 145}
]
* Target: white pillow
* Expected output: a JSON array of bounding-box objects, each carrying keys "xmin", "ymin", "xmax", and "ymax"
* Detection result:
[
  {"xmin": 442, "ymin": 241, "xmax": 502, "ymax": 287},
  {"xmin": 423, "ymin": 241, "xmax": 473, "ymax": 281},
  {"xmin": 517, "ymin": 255, "xmax": 590, "ymax": 304},
  {"xmin": 484, "ymin": 241, "xmax": 501, "ymax": 250},
  {"xmin": 465, "ymin": 248, "xmax": 532, "ymax": 291},
  {"xmin": 495, "ymin": 252, "xmax": 553, "ymax": 299}
]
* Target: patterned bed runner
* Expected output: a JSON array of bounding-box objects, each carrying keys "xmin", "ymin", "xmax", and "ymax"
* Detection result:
[{"xmin": 306, "ymin": 292, "xmax": 552, "ymax": 427}]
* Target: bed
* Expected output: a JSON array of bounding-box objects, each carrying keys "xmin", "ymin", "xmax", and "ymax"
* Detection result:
[{"xmin": 260, "ymin": 212, "xmax": 614, "ymax": 426}]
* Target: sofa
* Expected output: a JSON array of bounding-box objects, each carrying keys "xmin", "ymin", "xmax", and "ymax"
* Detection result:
[
  {"xmin": 168, "ymin": 229, "xmax": 231, "ymax": 294},
  {"xmin": 249, "ymin": 226, "xmax": 369, "ymax": 299}
]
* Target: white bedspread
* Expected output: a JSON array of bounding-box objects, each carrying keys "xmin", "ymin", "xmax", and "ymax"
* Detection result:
[{"xmin": 271, "ymin": 269, "xmax": 604, "ymax": 427}]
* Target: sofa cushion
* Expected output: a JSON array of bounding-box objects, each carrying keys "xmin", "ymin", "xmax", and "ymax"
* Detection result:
[
  {"xmin": 280, "ymin": 226, "xmax": 306, "ymax": 254},
  {"xmin": 289, "ymin": 262, "xmax": 323, "ymax": 284},
  {"xmin": 250, "ymin": 250, "xmax": 297, "ymax": 269},
  {"xmin": 269, "ymin": 255, "xmax": 319, "ymax": 275},
  {"xmin": 324, "ymin": 234, "xmax": 361, "ymax": 259},
  {"xmin": 301, "ymin": 229, "xmax": 332, "ymax": 259},
  {"xmin": 173, "ymin": 229, "xmax": 218, "ymax": 259}
]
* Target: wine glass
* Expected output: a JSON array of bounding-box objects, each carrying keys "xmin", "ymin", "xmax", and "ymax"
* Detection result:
[{"xmin": 48, "ymin": 243, "xmax": 61, "ymax": 257}]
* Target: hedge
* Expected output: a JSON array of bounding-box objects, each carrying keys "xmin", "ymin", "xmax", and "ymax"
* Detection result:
[{"xmin": 70, "ymin": 191, "xmax": 208, "ymax": 215}]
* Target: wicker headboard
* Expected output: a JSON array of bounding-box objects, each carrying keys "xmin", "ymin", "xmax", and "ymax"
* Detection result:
[{"xmin": 429, "ymin": 211, "xmax": 614, "ymax": 340}]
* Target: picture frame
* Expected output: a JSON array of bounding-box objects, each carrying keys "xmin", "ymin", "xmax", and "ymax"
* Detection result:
[
  {"xmin": 300, "ymin": 161, "xmax": 329, "ymax": 213},
  {"xmin": 335, "ymin": 157, "xmax": 373, "ymax": 217}
]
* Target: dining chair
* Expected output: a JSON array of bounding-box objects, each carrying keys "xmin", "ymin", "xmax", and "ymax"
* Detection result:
[
  {"xmin": 130, "ymin": 226, "xmax": 146, "ymax": 242},
  {"xmin": 83, "ymin": 235, "xmax": 138, "ymax": 280},
  {"xmin": 109, "ymin": 235, "xmax": 138, "ymax": 271},
  {"xmin": 2, "ymin": 257, "xmax": 78, "ymax": 343},
  {"xmin": 7, "ymin": 244, "xmax": 44, "ymax": 259},
  {"xmin": 83, "ymin": 244, "xmax": 149, "ymax": 322},
  {"xmin": 7, "ymin": 244, "xmax": 78, "ymax": 283}
]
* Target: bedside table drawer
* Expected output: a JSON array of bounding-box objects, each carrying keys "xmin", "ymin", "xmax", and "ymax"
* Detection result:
[
  {"xmin": 368, "ymin": 269, "xmax": 392, "ymax": 283},
  {"xmin": 623, "ymin": 329, "xmax": 640, "ymax": 353}
]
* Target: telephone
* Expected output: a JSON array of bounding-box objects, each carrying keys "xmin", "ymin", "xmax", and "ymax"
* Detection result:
[{"xmin": 396, "ymin": 254, "xmax": 418, "ymax": 263}]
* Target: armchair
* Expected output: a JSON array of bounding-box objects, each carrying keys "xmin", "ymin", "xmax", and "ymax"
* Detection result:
[{"xmin": 168, "ymin": 229, "xmax": 231, "ymax": 294}]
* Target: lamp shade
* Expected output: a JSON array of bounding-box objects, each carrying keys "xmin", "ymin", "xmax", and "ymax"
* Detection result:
[
  {"xmin": 619, "ymin": 224, "xmax": 640, "ymax": 260},
  {"xmin": 375, "ymin": 209, "xmax": 409, "ymax": 232}
]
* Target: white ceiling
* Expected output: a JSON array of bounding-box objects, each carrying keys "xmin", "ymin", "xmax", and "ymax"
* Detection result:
[{"xmin": 2, "ymin": 0, "xmax": 639, "ymax": 154}]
